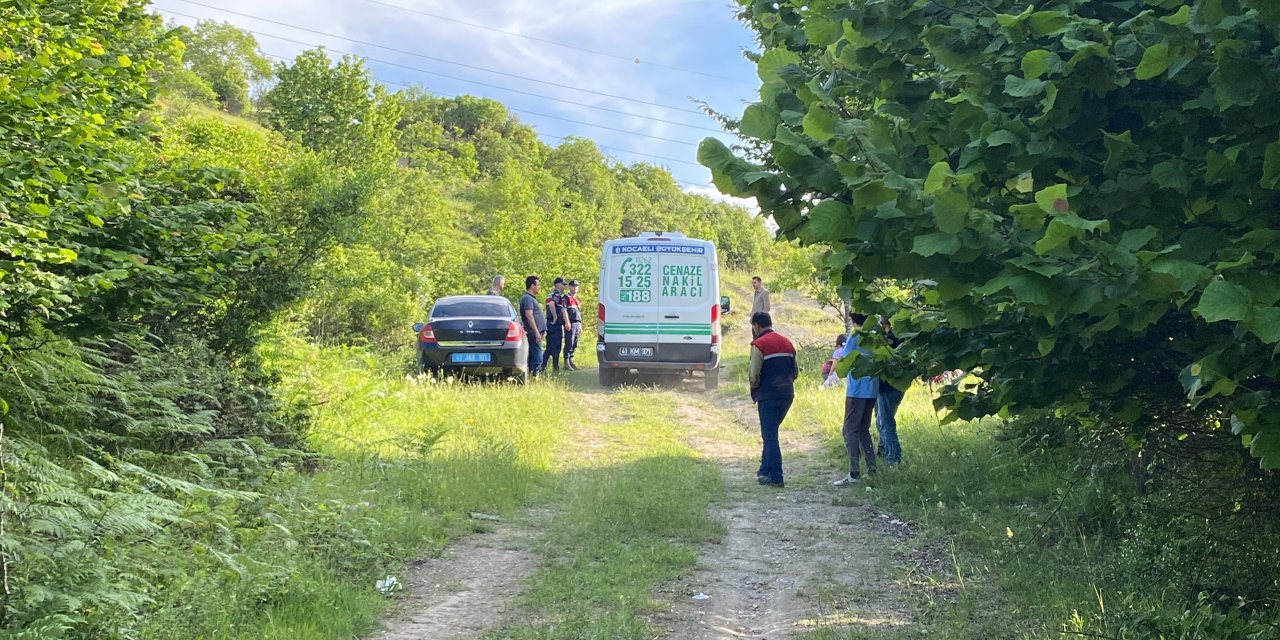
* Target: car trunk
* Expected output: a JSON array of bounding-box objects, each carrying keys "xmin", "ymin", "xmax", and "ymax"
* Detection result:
[{"xmin": 432, "ymin": 318, "xmax": 511, "ymax": 345}]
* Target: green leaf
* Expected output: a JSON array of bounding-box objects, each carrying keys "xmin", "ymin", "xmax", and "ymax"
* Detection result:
[
  {"xmin": 1034, "ymin": 219, "xmax": 1080, "ymax": 254},
  {"xmin": 1021, "ymin": 49, "xmax": 1052, "ymax": 78},
  {"xmin": 1152, "ymin": 159, "xmax": 1189, "ymax": 191},
  {"xmin": 912, "ymin": 232, "xmax": 962, "ymax": 257},
  {"xmin": 1028, "ymin": 11, "xmax": 1072, "ymax": 35},
  {"xmin": 1210, "ymin": 41, "xmax": 1265, "ymax": 109},
  {"xmin": 116, "ymin": 54, "xmax": 132, "ymax": 67},
  {"xmin": 1161, "ymin": 5, "xmax": 1191, "ymax": 25},
  {"xmin": 924, "ymin": 162, "xmax": 953, "ymax": 195},
  {"xmin": 1194, "ymin": 279, "xmax": 1253, "ymax": 323},
  {"xmin": 1004, "ymin": 75, "xmax": 1047, "ymax": 97},
  {"xmin": 986, "ymin": 129, "xmax": 1018, "ymax": 147},
  {"xmin": 1135, "ymin": 43, "xmax": 1170, "ymax": 80},
  {"xmin": 803, "ymin": 105, "xmax": 838, "ymax": 143},
  {"xmin": 757, "ymin": 48, "xmax": 802, "ymax": 84},
  {"xmin": 804, "ymin": 16, "xmax": 842, "ymax": 46},
  {"xmin": 806, "ymin": 200, "xmax": 855, "ymax": 240},
  {"xmin": 854, "ymin": 180, "xmax": 897, "ymax": 208},
  {"xmin": 1244, "ymin": 0, "xmax": 1280, "ymax": 27},
  {"xmin": 1035, "ymin": 184, "xmax": 1068, "ymax": 214},
  {"xmin": 739, "ymin": 103, "xmax": 782, "ymax": 139},
  {"xmin": 1263, "ymin": 139, "xmax": 1280, "ymax": 190},
  {"xmin": 932, "ymin": 190, "xmax": 969, "ymax": 234},
  {"xmin": 27, "ymin": 202, "xmax": 51, "ymax": 216},
  {"xmin": 1244, "ymin": 306, "xmax": 1280, "ymax": 343}
]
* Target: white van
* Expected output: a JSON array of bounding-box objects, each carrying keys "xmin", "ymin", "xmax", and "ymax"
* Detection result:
[{"xmin": 596, "ymin": 232, "xmax": 721, "ymax": 389}]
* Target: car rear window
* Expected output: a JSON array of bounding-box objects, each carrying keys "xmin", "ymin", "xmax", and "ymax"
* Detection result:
[{"xmin": 431, "ymin": 300, "xmax": 512, "ymax": 318}]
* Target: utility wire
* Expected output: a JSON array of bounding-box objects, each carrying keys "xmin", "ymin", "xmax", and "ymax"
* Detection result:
[
  {"xmin": 533, "ymin": 131, "xmax": 701, "ymax": 168},
  {"xmin": 255, "ymin": 54, "xmax": 713, "ymax": 185},
  {"xmin": 162, "ymin": 9, "xmax": 723, "ymax": 134},
  {"xmin": 256, "ymin": 52, "xmax": 700, "ymax": 148},
  {"xmin": 353, "ymin": 0, "xmax": 751, "ymax": 84},
  {"xmin": 167, "ymin": 0, "xmax": 707, "ymax": 115}
]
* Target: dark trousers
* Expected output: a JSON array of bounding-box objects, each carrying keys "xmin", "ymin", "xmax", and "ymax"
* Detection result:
[
  {"xmin": 544, "ymin": 325, "xmax": 563, "ymax": 370},
  {"xmin": 565, "ymin": 323, "xmax": 581, "ymax": 360},
  {"xmin": 843, "ymin": 396, "xmax": 877, "ymax": 478},
  {"xmin": 756, "ymin": 397, "xmax": 793, "ymax": 484},
  {"xmin": 876, "ymin": 385, "xmax": 905, "ymax": 464},
  {"xmin": 527, "ymin": 339, "xmax": 544, "ymax": 378}
]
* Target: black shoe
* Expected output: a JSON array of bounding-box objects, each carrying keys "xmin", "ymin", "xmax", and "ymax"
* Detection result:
[{"xmin": 758, "ymin": 477, "xmax": 784, "ymax": 487}]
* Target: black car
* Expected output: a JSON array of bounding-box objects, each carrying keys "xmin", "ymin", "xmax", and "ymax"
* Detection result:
[{"xmin": 414, "ymin": 295, "xmax": 530, "ymax": 383}]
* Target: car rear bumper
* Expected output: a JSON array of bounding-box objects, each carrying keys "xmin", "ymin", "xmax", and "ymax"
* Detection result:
[{"xmin": 418, "ymin": 344, "xmax": 528, "ymax": 370}]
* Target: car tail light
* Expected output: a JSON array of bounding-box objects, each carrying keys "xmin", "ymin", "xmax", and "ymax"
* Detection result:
[
  {"xmin": 710, "ymin": 304, "xmax": 720, "ymax": 346},
  {"xmin": 418, "ymin": 324, "xmax": 436, "ymax": 343},
  {"xmin": 598, "ymin": 303, "xmax": 606, "ymax": 339},
  {"xmin": 597, "ymin": 303, "xmax": 605, "ymax": 322},
  {"xmin": 505, "ymin": 321, "xmax": 522, "ymax": 343}
]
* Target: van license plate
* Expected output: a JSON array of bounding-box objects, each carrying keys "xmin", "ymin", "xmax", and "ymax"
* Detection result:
[
  {"xmin": 619, "ymin": 347, "xmax": 653, "ymax": 357},
  {"xmin": 451, "ymin": 352, "xmax": 491, "ymax": 363}
]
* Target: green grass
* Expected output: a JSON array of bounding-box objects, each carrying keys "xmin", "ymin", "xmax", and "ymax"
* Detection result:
[
  {"xmin": 491, "ymin": 390, "xmax": 725, "ymax": 639},
  {"xmin": 135, "ymin": 338, "xmax": 572, "ymax": 639}
]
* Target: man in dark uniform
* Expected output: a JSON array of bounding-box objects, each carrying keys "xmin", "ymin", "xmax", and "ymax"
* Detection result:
[
  {"xmin": 564, "ymin": 279, "xmax": 583, "ymax": 371},
  {"xmin": 543, "ymin": 277, "xmax": 570, "ymax": 373}
]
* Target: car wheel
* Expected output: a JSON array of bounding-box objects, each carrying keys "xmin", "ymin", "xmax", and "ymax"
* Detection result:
[{"xmin": 704, "ymin": 370, "xmax": 720, "ymax": 390}]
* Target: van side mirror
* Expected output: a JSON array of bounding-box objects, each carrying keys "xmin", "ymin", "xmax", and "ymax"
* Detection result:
[
  {"xmin": 720, "ymin": 296, "xmax": 731, "ymax": 314},
  {"xmin": 412, "ymin": 322, "xmax": 424, "ymax": 333}
]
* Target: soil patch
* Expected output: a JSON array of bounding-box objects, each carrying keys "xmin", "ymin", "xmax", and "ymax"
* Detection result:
[
  {"xmin": 372, "ymin": 519, "xmax": 540, "ymax": 640},
  {"xmin": 661, "ymin": 397, "xmax": 917, "ymax": 639}
]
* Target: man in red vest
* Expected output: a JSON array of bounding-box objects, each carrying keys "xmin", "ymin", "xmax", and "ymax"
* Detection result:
[{"xmin": 748, "ymin": 312, "xmax": 798, "ymax": 487}]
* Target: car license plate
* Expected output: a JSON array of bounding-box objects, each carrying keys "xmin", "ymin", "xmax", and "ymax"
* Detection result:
[
  {"xmin": 450, "ymin": 352, "xmax": 491, "ymax": 363},
  {"xmin": 619, "ymin": 347, "xmax": 653, "ymax": 357}
]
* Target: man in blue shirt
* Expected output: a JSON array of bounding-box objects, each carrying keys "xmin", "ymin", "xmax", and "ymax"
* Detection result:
[{"xmin": 834, "ymin": 313, "xmax": 879, "ymax": 485}]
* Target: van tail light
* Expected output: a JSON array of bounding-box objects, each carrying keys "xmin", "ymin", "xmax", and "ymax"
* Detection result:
[
  {"xmin": 598, "ymin": 303, "xmax": 606, "ymax": 339},
  {"xmin": 598, "ymin": 303, "xmax": 605, "ymax": 322},
  {"xmin": 505, "ymin": 321, "xmax": 522, "ymax": 343},
  {"xmin": 419, "ymin": 324, "xmax": 436, "ymax": 343},
  {"xmin": 711, "ymin": 303, "xmax": 720, "ymax": 346}
]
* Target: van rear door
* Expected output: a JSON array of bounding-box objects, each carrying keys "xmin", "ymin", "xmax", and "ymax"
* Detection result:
[
  {"xmin": 655, "ymin": 248, "xmax": 714, "ymax": 364},
  {"xmin": 602, "ymin": 248, "xmax": 660, "ymax": 362}
]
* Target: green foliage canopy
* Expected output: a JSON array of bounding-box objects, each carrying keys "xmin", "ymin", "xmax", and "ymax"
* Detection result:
[{"xmin": 702, "ymin": 0, "xmax": 1280, "ymax": 467}]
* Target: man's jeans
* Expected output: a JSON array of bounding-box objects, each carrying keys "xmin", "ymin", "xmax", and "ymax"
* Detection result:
[
  {"xmin": 876, "ymin": 385, "xmax": 905, "ymax": 464},
  {"xmin": 566, "ymin": 323, "xmax": 581, "ymax": 359},
  {"xmin": 544, "ymin": 325, "xmax": 563, "ymax": 370},
  {"xmin": 843, "ymin": 396, "xmax": 876, "ymax": 477},
  {"xmin": 756, "ymin": 397, "xmax": 793, "ymax": 484},
  {"xmin": 527, "ymin": 339, "xmax": 544, "ymax": 378}
]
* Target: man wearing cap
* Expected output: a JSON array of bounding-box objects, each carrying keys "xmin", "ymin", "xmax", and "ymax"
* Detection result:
[
  {"xmin": 543, "ymin": 277, "xmax": 571, "ymax": 373},
  {"xmin": 564, "ymin": 279, "xmax": 583, "ymax": 371}
]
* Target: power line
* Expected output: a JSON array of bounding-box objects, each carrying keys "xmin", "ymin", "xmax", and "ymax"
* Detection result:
[
  {"xmin": 166, "ymin": 0, "xmax": 708, "ymax": 116},
  {"xmin": 254, "ymin": 54, "xmax": 713, "ymax": 185},
  {"xmin": 352, "ymin": 0, "xmax": 752, "ymax": 84},
  {"xmin": 261, "ymin": 55, "xmax": 700, "ymax": 147},
  {"xmin": 162, "ymin": 10, "xmax": 723, "ymax": 135},
  {"xmin": 533, "ymin": 132, "xmax": 701, "ymax": 167}
]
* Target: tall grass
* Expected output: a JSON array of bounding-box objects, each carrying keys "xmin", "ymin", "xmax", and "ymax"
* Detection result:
[{"xmin": 134, "ymin": 338, "xmax": 571, "ymax": 639}]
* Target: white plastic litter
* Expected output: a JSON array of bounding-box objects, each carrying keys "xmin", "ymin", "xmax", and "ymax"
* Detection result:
[
  {"xmin": 692, "ymin": 592, "xmax": 711, "ymax": 601},
  {"xmin": 376, "ymin": 575, "xmax": 400, "ymax": 594}
]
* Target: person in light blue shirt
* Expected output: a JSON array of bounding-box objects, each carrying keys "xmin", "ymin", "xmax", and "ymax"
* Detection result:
[{"xmin": 834, "ymin": 313, "xmax": 879, "ymax": 485}]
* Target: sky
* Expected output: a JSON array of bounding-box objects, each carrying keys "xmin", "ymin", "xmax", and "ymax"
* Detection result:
[{"xmin": 153, "ymin": 0, "xmax": 764, "ymax": 209}]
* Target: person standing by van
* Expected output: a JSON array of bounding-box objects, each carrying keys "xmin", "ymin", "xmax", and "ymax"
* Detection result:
[
  {"xmin": 519, "ymin": 276, "xmax": 545, "ymax": 378},
  {"xmin": 564, "ymin": 279, "xmax": 583, "ymax": 371},
  {"xmin": 833, "ymin": 313, "xmax": 879, "ymax": 485},
  {"xmin": 875, "ymin": 317, "xmax": 905, "ymax": 465},
  {"xmin": 751, "ymin": 276, "xmax": 772, "ymax": 315},
  {"xmin": 748, "ymin": 312, "xmax": 797, "ymax": 488},
  {"xmin": 543, "ymin": 277, "xmax": 570, "ymax": 373}
]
